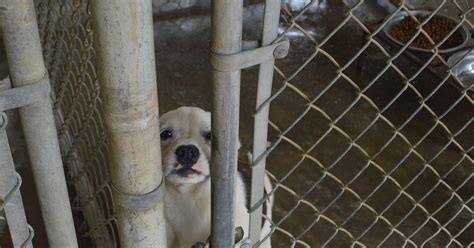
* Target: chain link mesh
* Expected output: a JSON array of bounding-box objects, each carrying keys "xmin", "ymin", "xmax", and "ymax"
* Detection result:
[
  {"xmin": 35, "ymin": 0, "xmax": 117, "ymax": 246},
  {"xmin": 251, "ymin": 0, "xmax": 473, "ymax": 247},
  {"xmin": 31, "ymin": 0, "xmax": 473, "ymax": 247}
]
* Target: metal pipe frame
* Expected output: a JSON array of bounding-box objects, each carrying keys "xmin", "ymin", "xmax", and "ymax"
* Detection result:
[
  {"xmin": 249, "ymin": 0, "xmax": 282, "ymax": 245},
  {"xmin": 210, "ymin": 0, "xmax": 243, "ymax": 247},
  {"xmin": 0, "ymin": 111, "xmax": 33, "ymax": 248},
  {"xmin": 90, "ymin": 0, "xmax": 166, "ymax": 247},
  {"xmin": 0, "ymin": 0, "xmax": 78, "ymax": 247}
]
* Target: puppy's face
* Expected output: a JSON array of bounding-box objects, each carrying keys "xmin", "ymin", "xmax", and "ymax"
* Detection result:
[{"xmin": 160, "ymin": 107, "xmax": 211, "ymax": 185}]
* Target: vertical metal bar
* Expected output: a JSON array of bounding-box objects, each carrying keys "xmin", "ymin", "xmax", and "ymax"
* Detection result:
[
  {"xmin": 210, "ymin": 0, "xmax": 243, "ymax": 247},
  {"xmin": 0, "ymin": 112, "xmax": 33, "ymax": 248},
  {"xmin": 249, "ymin": 0, "xmax": 281, "ymax": 245},
  {"xmin": 0, "ymin": 1, "xmax": 78, "ymax": 247},
  {"xmin": 90, "ymin": 0, "xmax": 166, "ymax": 247}
]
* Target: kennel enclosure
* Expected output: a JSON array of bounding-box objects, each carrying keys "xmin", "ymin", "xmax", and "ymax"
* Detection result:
[{"xmin": 0, "ymin": 0, "xmax": 473, "ymax": 247}]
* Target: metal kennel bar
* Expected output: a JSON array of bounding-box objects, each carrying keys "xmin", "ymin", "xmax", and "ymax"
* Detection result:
[
  {"xmin": 210, "ymin": 0, "xmax": 244, "ymax": 246},
  {"xmin": 90, "ymin": 0, "xmax": 166, "ymax": 247},
  {"xmin": 249, "ymin": 0, "xmax": 282, "ymax": 245},
  {"xmin": 0, "ymin": 0, "xmax": 78, "ymax": 247}
]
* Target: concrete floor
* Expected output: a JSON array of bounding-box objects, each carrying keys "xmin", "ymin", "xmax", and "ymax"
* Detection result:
[{"xmin": 1, "ymin": 0, "xmax": 472, "ymax": 247}]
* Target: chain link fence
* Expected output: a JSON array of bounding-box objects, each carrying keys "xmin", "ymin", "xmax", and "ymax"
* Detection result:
[
  {"xmin": 249, "ymin": 0, "xmax": 473, "ymax": 247},
  {"xmin": 35, "ymin": 0, "xmax": 117, "ymax": 246},
  {"xmin": 24, "ymin": 0, "xmax": 474, "ymax": 247}
]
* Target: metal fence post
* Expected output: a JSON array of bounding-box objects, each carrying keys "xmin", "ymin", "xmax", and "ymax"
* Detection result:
[
  {"xmin": 249, "ymin": 0, "xmax": 281, "ymax": 245},
  {"xmin": 210, "ymin": 0, "xmax": 243, "ymax": 247},
  {"xmin": 0, "ymin": 111, "xmax": 33, "ymax": 248},
  {"xmin": 90, "ymin": 0, "xmax": 166, "ymax": 247},
  {"xmin": 0, "ymin": 0, "xmax": 78, "ymax": 247}
]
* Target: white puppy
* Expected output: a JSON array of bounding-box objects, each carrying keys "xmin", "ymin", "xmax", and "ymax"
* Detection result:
[{"xmin": 160, "ymin": 107, "xmax": 273, "ymax": 247}]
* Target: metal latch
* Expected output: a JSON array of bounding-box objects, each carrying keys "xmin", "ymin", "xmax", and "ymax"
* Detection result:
[{"xmin": 210, "ymin": 38, "xmax": 290, "ymax": 72}]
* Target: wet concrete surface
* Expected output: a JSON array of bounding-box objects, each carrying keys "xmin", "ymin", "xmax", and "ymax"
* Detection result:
[{"xmin": 1, "ymin": 0, "xmax": 473, "ymax": 247}]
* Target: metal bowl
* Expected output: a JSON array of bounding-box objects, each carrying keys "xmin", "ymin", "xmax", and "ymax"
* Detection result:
[
  {"xmin": 382, "ymin": 10, "xmax": 471, "ymax": 54},
  {"xmin": 447, "ymin": 49, "xmax": 474, "ymax": 91}
]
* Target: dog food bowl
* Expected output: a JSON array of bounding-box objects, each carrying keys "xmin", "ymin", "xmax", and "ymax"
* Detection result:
[
  {"xmin": 383, "ymin": 10, "xmax": 471, "ymax": 55},
  {"xmin": 447, "ymin": 49, "xmax": 474, "ymax": 91}
]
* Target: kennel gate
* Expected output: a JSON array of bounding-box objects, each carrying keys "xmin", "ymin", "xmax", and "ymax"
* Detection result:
[{"xmin": 1, "ymin": 0, "xmax": 473, "ymax": 247}]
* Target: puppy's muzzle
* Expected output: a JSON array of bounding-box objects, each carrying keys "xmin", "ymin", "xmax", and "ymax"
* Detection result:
[{"xmin": 176, "ymin": 145, "xmax": 200, "ymax": 168}]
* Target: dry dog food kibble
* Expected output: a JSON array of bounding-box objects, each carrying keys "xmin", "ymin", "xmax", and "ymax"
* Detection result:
[{"xmin": 389, "ymin": 15, "xmax": 463, "ymax": 50}]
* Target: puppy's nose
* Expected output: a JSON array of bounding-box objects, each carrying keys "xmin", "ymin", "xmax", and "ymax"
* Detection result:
[{"xmin": 175, "ymin": 145, "xmax": 200, "ymax": 168}]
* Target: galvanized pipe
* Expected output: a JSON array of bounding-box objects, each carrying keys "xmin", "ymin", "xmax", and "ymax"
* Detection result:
[
  {"xmin": 0, "ymin": 112, "xmax": 33, "ymax": 248},
  {"xmin": 90, "ymin": 0, "xmax": 166, "ymax": 247},
  {"xmin": 0, "ymin": 0, "xmax": 78, "ymax": 247},
  {"xmin": 249, "ymin": 0, "xmax": 282, "ymax": 245},
  {"xmin": 210, "ymin": 0, "xmax": 243, "ymax": 247}
]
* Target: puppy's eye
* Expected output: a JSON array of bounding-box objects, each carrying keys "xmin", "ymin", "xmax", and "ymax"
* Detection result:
[
  {"xmin": 203, "ymin": 131, "xmax": 211, "ymax": 141},
  {"xmin": 160, "ymin": 130, "xmax": 173, "ymax": 140}
]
